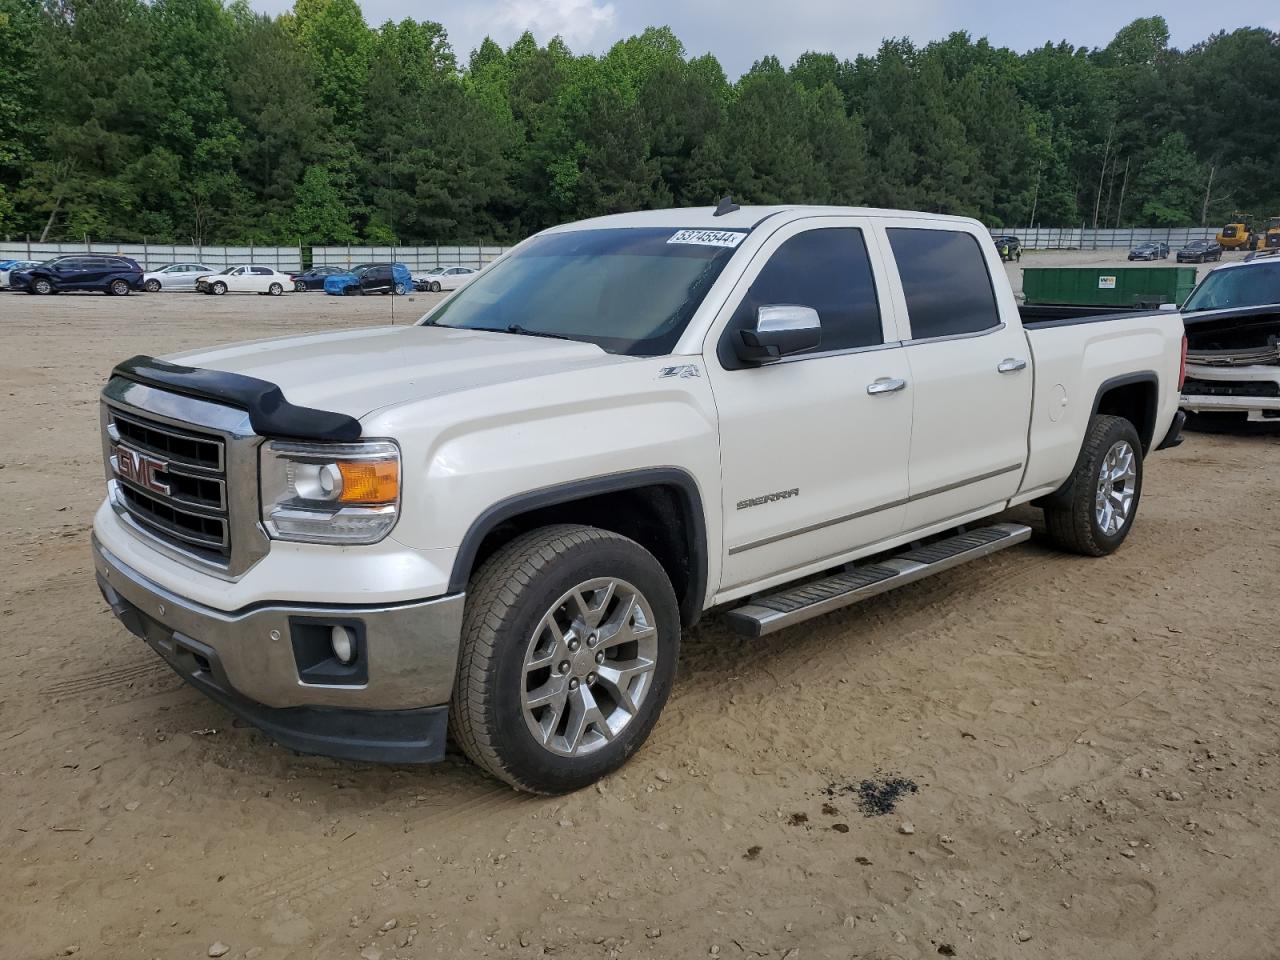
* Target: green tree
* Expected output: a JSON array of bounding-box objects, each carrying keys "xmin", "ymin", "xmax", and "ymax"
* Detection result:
[{"xmin": 291, "ymin": 164, "xmax": 356, "ymax": 242}]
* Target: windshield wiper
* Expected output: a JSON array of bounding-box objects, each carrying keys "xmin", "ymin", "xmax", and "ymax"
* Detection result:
[{"xmin": 503, "ymin": 324, "xmax": 576, "ymax": 342}]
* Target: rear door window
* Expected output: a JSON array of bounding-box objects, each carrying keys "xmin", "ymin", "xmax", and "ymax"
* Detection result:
[{"xmin": 887, "ymin": 228, "xmax": 1001, "ymax": 339}]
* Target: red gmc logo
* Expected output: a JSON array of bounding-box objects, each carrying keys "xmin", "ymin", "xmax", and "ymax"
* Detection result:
[{"xmin": 114, "ymin": 445, "xmax": 171, "ymax": 496}]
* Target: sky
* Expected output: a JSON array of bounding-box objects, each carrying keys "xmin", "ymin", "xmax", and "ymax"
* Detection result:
[{"xmin": 249, "ymin": 0, "xmax": 1280, "ymax": 77}]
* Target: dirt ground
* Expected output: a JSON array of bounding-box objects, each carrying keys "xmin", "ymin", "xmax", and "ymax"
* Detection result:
[{"xmin": 4, "ymin": 254, "xmax": 1280, "ymax": 960}]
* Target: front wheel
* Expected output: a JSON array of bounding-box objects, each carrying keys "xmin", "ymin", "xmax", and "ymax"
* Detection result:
[
  {"xmin": 144, "ymin": 279, "xmax": 161, "ymax": 293},
  {"xmin": 430, "ymin": 281, "xmax": 441, "ymax": 293},
  {"xmin": 211, "ymin": 281, "xmax": 227, "ymax": 296},
  {"xmin": 395, "ymin": 281, "xmax": 409, "ymax": 296},
  {"xmin": 32, "ymin": 277, "xmax": 53, "ymax": 295},
  {"xmin": 268, "ymin": 282, "xmax": 283, "ymax": 296},
  {"xmin": 451, "ymin": 524, "xmax": 680, "ymax": 794},
  {"xmin": 1043, "ymin": 414, "xmax": 1144, "ymax": 557}
]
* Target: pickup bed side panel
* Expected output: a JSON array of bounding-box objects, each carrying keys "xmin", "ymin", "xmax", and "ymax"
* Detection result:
[{"xmin": 1020, "ymin": 317, "xmax": 1183, "ymax": 498}]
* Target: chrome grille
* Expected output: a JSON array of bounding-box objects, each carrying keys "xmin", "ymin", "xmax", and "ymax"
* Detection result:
[{"xmin": 106, "ymin": 408, "xmax": 231, "ymax": 562}]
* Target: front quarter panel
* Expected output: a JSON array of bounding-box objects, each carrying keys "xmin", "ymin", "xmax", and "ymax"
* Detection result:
[{"xmin": 364, "ymin": 356, "xmax": 724, "ymax": 603}]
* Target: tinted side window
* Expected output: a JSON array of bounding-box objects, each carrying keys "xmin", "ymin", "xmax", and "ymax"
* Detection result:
[
  {"xmin": 722, "ymin": 227, "xmax": 881, "ymax": 366},
  {"xmin": 888, "ymin": 228, "xmax": 1000, "ymax": 339},
  {"xmin": 251, "ymin": 266, "xmax": 272, "ymax": 275}
]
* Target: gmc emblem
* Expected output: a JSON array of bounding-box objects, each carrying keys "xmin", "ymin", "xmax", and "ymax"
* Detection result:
[{"xmin": 114, "ymin": 445, "xmax": 171, "ymax": 496}]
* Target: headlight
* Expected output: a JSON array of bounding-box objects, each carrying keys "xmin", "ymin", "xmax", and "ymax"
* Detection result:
[{"xmin": 260, "ymin": 439, "xmax": 400, "ymax": 544}]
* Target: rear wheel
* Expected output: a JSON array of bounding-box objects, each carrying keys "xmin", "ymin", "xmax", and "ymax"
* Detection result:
[
  {"xmin": 1043, "ymin": 414, "xmax": 1143, "ymax": 557},
  {"xmin": 294, "ymin": 280, "xmax": 306, "ymax": 293},
  {"xmin": 268, "ymin": 282, "xmax": 283, "ymax": 296},
  {"xmin": 108, "ymin": 279, "xmax": 130, "ymax": 296},
  {"xmin": 144, "ymin": 279, "xmax": 161, "ymax": 293},
  {"xmin": 451, "ymin": 524, "xmax": 680, "ymax": 794}
]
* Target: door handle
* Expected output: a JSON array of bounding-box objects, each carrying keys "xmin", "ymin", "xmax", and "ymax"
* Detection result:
[
  {"xmin": 866, "ymin": 377, "xmax": 907, "ymax": 395},
  {"xmin": 997, "ymin": 357, "xmax": 1028, "ymax": 374}
]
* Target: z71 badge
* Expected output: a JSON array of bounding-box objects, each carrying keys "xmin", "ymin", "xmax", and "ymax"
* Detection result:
[{"xmin": 737, "ymin": 488, "xmax": 799, "ymax": 510}]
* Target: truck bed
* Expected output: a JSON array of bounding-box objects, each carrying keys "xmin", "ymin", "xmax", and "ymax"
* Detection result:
[{"xmin": 1018, "ymin": 303, "xmax": 1163, "ymax": 328}]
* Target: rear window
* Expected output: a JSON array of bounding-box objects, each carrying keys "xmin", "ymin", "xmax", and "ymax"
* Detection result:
[{"xmin": 888, "ymin": 228, "xmax": 1001, "ymax": 339}]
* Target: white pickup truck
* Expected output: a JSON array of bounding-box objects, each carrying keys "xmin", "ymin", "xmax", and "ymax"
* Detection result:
[{"xmin": 93, "ymin": 204, "xmax": 1187, "ymax": 794}]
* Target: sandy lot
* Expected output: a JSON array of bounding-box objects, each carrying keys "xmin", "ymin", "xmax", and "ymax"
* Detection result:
[{"xmin": 3, "ymin": 258, "xmax": 1280, "ymax": 960}]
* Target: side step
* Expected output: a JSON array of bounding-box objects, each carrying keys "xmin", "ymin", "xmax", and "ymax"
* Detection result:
[{"xmin": 724, "ymin": 522, "xmax": 1031, "ymax": 638}]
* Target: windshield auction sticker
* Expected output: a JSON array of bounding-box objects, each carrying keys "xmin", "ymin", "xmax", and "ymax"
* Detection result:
[{"xmin": 667, "ymin": 229, "xmax": 747, "ymax": 248}]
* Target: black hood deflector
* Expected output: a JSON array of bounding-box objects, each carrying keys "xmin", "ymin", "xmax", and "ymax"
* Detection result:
[{"xmin": 111, "ymin": 355, "xmax": 363, "ymax": 442}]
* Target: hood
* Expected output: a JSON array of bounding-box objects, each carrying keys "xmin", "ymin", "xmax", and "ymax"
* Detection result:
[{"xmin": 164, "ymin": 324, "xmax": 632, "ymax": 420}]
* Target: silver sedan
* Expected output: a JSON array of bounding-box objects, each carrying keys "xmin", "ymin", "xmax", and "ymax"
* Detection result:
[{"xmin": 142, "ymin": 263, "xmax": 216, "ymax": 292}]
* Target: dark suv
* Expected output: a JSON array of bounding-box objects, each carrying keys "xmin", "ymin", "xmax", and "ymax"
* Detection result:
[{"xmin": 12, "ymin": 255, "xmax": 145, "ymax": 296}]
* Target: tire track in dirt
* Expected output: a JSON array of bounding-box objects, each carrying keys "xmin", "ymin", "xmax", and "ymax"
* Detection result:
[{"xmin": 234, "ymin": 782, "xmax": 530, "ymax": 911}]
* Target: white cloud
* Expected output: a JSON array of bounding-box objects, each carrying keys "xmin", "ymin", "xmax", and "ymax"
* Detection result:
[{"xmin": 481, "ymin": 0, "xmax": 617, "ymax": 51}]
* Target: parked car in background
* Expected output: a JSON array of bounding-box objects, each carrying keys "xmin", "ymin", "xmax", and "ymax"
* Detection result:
[
  {"xmin": 0, "ymin": 260, "xmax": 42, "ymax": 289},
  {"xmin": 1180, "ymin": 256, "xmax": 1280, "ymax": 423},
  {"xmin": 142, "ymin": 263, "xmax": 216, "ymax": 292},
  {"xmin": 12, "ymin": 255, "xmax": 144, "ymax": 295},
  {"xmin": 290, "ymin": 265, "xmax": 347, "ymax": 292},
  {"xmin": 992, "ymin": 235, "xmax": 1021, "ymax": 262},
  {"xmin": 1177, "ymin": 239, "xmax": 1223, "ymax": 263},
  {"xmin": 323, "ymin": 262, "xmax": 412, "ymax": 296},
  {"xmin": 195, "ymin": 265, "xmax": 291, "ymax": 296},
  {"xmin": 1128, "ymin": 242, "xmax": 1170, "ymax": 261},
  {"xmin": 413, "ymin": 265, "xmax": 479, "ymax": 292}
]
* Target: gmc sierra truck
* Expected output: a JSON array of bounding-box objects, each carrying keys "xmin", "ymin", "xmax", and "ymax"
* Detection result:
[{"xmin": 93, "ymin": 204, "xmax": 1187, "ymax": 794}]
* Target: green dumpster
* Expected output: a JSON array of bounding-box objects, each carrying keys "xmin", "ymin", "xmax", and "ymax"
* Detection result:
[{"xmin": 1021, "ymin": 267, "xmax": 1197, "ymax": 308}]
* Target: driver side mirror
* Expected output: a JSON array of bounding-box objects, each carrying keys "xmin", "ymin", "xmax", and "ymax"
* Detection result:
[{"xmin": 736, "ymin": 305, "xmax": 822, "ymax": 364}]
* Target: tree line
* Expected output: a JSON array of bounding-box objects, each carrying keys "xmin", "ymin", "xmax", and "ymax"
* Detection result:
[{"xmin": 0, "ymin": 0, "xmax": 1277, "ymax": 245}]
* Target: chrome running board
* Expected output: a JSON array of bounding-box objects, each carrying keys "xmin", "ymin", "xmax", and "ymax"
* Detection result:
[{"xmin": 724, "ymin": 522, "xmax": 1032, "ymax": 638}]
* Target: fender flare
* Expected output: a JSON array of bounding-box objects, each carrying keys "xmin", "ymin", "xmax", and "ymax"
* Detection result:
[
  {"xmin": 1037, "ymin": 371, "xmax": 1159, "ymax": 507},
  {"xmin": 449, "ymin": 467, "xmax": 709, "ymax": 627}
]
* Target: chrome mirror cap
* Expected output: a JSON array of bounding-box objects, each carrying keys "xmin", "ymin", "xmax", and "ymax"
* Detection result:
[{"xmin": 736, "ymin": 304, "xmax": 822, "ymax": 364}]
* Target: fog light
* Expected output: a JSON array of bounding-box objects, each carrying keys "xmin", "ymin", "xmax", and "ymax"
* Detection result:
[{"xmin": 331, "ymin": 625, "xmax": 356, "ymax": 664}]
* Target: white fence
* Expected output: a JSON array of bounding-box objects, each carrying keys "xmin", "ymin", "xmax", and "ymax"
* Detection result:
[
  {"xmin": 311, "ymin": 245, "xmax": 510, "ymax": 271},
  {"xmin": 0, "ymin": 241, "xmax": 303, "ymax": 272},
  {"xmin": 991, "ymin": 227, "xmax": 1218, "ymax": 250}
]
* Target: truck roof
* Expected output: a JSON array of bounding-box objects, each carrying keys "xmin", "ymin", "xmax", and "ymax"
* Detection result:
[{"xmin": 543, "ymin": 204, "xmax": 986, "ymax": 234}]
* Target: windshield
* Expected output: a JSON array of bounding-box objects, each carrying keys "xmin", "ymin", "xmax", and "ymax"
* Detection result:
[
  {"xmin": 1183, "ymin": 263, "xmax": 1280, "ymax": 312},
  {"xmin": 421, "ymin": 227, "xmax": 744, "ymax": 356},
  {"xmin": 218, "ymin": 267, "xmax": 235, "ymax": 275}
]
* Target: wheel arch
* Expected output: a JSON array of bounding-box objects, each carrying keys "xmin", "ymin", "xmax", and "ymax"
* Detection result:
[
  {"xmin": 450, "ymin": 469, "xmax": 709, "ymax": 628},
  {"xmin": 1036, "ymin": 372, "xmax": 1158, "ymax": 509},
  {"xmin": 1091, "ymin": 372, "xmax": 1159, "ymax": 453}
]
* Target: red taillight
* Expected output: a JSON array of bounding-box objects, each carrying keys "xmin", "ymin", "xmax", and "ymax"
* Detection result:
[{"xmin": 1178, "ymin": 334, "xmax": 1187, "ymax": 390}]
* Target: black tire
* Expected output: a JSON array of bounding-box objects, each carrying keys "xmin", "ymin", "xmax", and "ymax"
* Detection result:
[
  {"xmin": 1043, "ymin": 414, "xmax": 1144, "ymax": 557},
  {"xmin": 451, "ymin": 524, "xmax": 680, "ymax": 794},
  {"xmin": 108, "ymin": 278, "xmax": 130, "ymax": 296},
  {"xmin": 430, "ymin": 281, "xmax": 441, "ymax": 293},
  {"xmin": 144, "ymin": 279, "xmax": 161, "ymax": 293},
  {"xmin": 294, "ymin": 280, "xmax": 306, "ymax": 293},
  {"xmin": 32, "ymin": 277, "xmax": 53, "ymax": 295},
  {"xmin": 211, "ymin": 281, "xmax": 227, "ymax": 296},
  {"xmin": 268, "ymin": 282, "xmax": 283, "ymax": 296}
]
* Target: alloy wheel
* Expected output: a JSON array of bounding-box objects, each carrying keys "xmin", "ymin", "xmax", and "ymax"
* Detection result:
[
  {"xmin": 1095, "ymin": 440, "xmax": 1137, "ymax": 536},
  {"xmin": 519, "ymin": 577, "xmax": 659, "ymax": 758}
]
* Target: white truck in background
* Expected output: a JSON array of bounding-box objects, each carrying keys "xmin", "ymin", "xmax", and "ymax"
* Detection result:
[{"xmin": 93, "ymin": 203, "xmax": 1186, "ymax": 794}]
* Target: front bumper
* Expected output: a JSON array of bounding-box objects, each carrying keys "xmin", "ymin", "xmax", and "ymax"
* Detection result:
[
  {"xmin": 1182, "ymin": 363, "xmax": 1280, "ymax": 421},
  {"xmin": 93, "ymin": 535, "xmax": 464, "ymax": 763}
]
